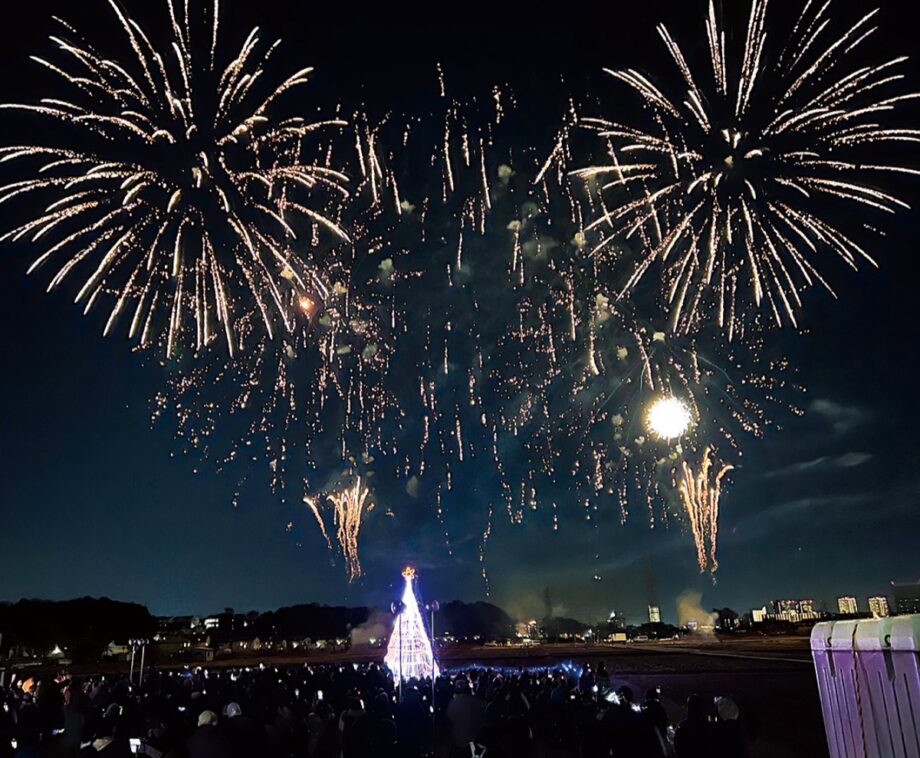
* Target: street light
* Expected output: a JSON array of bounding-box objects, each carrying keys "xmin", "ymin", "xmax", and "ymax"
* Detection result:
[
  {"xmin": 424, "ymin": 600, "xmax": 440, "ymax": 718},
  {"xmin": 128, "ymin": 639, "xmax": 139, "ymax": 684},
  {"xmin": 137, "ymin": 638, "xmax": 150, "ymax": 687},
  {"xmin": 128, "ymin": 638, "xmax": 151, "ymax": 687}
]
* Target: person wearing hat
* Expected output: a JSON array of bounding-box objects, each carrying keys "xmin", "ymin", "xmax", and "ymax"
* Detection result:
[
  {"xmin": 186, "ymin": 711, "xmax": 229, "ymax": 758},
  {"xmin": 675, "ymin": 694, "xmax": 715, "ymax": 758},
  {"xmin": 220, "ymin": 703, "xmax": 265, "ymax": 758},
  {"xmin": 447, "ymin": 678, "xmax": 485, "ymax": 754},
  {"xmin": 713, "ymin": 696, "xmax": 747, "ymax": 758}
]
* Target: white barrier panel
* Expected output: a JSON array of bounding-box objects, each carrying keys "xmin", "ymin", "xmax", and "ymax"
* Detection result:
[
  {"xmin": 890, "ymin": 616, "xmax": 920, "ymax": 758},
  {"xmin": 812, "ymin": 615, "xmax": 920, "ymax": 758}
]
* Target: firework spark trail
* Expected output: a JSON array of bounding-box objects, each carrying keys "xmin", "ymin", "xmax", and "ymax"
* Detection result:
[
  {"xmin": 325, "ymin": 476, "xmax": 374, "ymax": 582},
  {"xmin": 304, "ymin": 494, "xmax": 333, "ymax": 551},
  {"xmin": 152, "ymin": 73, "xmax": 802, "ymax": 583},
  {"xmin": 495, "ymin": 131, "xmax": 802, "ymax": 528},
  {"xmin": 152, "ymin": 108, "xmax": 414, "ymax": 577},
  {"xmin": 678, "ymin": 447, "xmax": 733, "ymax": 574},
  {"xmin": 391, "ymin": 98, "xmax": 803, "ymax": 544},
  {"xmin": 1, "ymin": 0, "xmax": 350, "ymax": 356},
  {"xmin": 503, "ymin": 264, "xmax": 797, "ymax": 527},
  {"xmin": 479, "ymin": 504, "xmax": 494, "ymax": 597},
  {"xmin": 574, "ymin": 0, "xmax": 919, "ymax": 335}
]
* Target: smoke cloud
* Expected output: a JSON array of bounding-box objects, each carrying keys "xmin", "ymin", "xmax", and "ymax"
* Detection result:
[
  {"xmin": 349, "ymin": 609, "xmax": 392, "ymax": 647},
  {"xmin": 676, "ymin": 590, "xmax": 717, "ymax": 633}
]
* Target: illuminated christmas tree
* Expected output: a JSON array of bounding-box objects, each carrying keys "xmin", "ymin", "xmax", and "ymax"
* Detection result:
[{"xmin": 385, "ymin": 567, "xmax": 439, "ymax": 680}]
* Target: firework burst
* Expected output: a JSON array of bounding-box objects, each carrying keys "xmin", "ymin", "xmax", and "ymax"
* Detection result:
[
  {"xmin": 151, "ymin": 75, "xmax": 803, "ymax": 582},
  {"xmin": 575, "ymin": 0, "xmax": 919, "ymax": 336},
  {"xmin": 150, "ymin": 110, "xmax": 409, "ymax": 575},
  {"xmin": 0, "ymin": 0, "xmax": 350, "ymax": 356},
  {"xmin": 502, "ymin": 270, "xmax": 799, "ymax": 530}
]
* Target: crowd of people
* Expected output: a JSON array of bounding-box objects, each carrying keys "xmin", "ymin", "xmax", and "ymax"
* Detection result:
[{"xmin": 0, "ymin": 662, "xmax": 748, "ymax": 757}]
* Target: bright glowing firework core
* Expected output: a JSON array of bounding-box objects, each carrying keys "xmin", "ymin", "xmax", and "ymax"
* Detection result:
[
  {"xmin": 385, "ymin": 567, "xmax": 439, "ymax": 681},
  {"xmin": 646, "ymin": 396, "xmax": 692, "ymax": 440},
  {"xmin": 297, "ymin": 295, "xmax": 317, "ymax": 315}
]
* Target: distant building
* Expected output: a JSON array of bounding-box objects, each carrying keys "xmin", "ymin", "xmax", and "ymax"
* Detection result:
[
  {"xmin": 156, "ymin": 616, "xmax": 199, "ymax": 635},
  {"xmin": 891, "ymin": 580, "xmax": 920, "ymax": 615},
  {"xmin": 752, "ymin": 607, "xmax": 767, "ymax": 624},
  {"xmin": 647, "ymin": 605, "xmax": 661, "ymax": 624},
  {"xmin": 771, "ymin": 599, "xmax": 822, "ymax": 623},
  {"xmin": 154, "ymin": 616, "xmax": 204, "ymax": 645},
  {"xmin": 199, "ymin": 610, "xmax": 248, "ymax": 643},
  {"xmin": 837, "ymin": 596, "xmax": 858, "ymax": 615},
  {"xmin": 868, "ymin": 596, "xmax": 890, "ymax": 618},
  {"xmin": 103, "ymin": 642, "xmax": 131, "ymax": 658},
  {"xmin": 515, "ymin": 620, "xmax": 539, "ymax": 639},
  {"xmin": 800, "ymin": 599, "xmax": 819, "ymax": 617}
]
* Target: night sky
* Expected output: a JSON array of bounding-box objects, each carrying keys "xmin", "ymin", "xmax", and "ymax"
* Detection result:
[{"xmin": 1, "ymin": 0, "xmax": 918, "ymax": 625}]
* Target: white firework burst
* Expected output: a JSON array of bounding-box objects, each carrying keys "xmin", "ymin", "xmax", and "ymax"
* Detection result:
[
  {"xmin": 575, "ymin": 0, "xmax": 920, "ymax": 337},
  {"xmin": 0, "ymin": 0, "xmax": 351, "ymax": 356}
]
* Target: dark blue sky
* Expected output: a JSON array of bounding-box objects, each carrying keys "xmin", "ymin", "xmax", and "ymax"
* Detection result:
[{"xmin": 1, "ymin": 0, "xmax": 918, "ymax": 625}]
